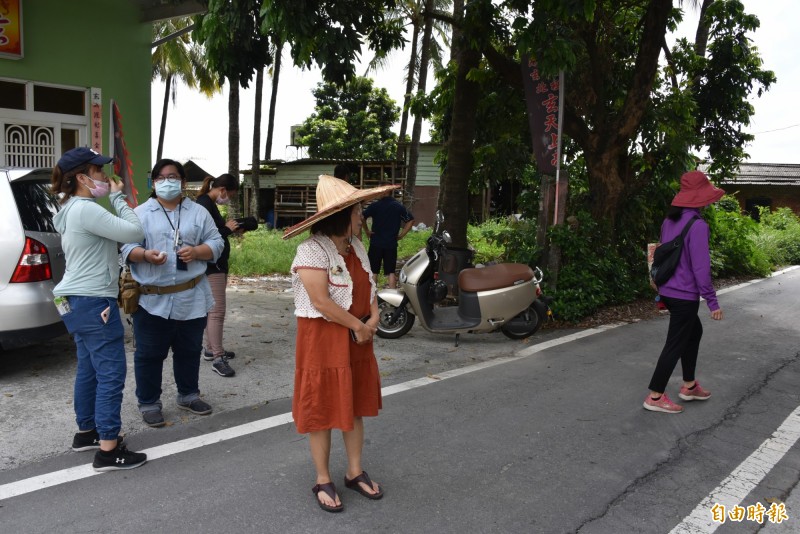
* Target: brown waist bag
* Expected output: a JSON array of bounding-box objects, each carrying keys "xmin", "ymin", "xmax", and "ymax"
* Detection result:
[{"xmin": 118, "ymin": 267, "xmax": 141, "ymax": 314}]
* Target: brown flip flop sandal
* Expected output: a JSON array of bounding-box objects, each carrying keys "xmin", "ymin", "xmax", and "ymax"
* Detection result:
[
  {"xmin": 312, "ymin": 482, "xmax": 344, "ymax": 513},
  {"xmin": 344, "ymin": 471, "xmax": 384, "ymax": 500}
]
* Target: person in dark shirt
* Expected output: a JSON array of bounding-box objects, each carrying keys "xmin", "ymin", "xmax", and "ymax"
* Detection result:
[
  {"xmin": 362, "ymin": 186, "xmax": 414, "ymax": 288},
  {"xmin": 195, "ymin": 173, "xmax": 240, "ymax": 378}
]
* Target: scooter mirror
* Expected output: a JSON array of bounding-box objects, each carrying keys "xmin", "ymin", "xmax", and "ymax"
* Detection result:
[{"xmin": 442, "ymin": 230, "xmax": 452, "ymax": 244}]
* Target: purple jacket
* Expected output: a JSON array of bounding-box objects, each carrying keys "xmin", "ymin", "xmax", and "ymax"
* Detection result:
[{"xmin": 658, "ymin": 208, "xmax": 720, "ymax": 311}]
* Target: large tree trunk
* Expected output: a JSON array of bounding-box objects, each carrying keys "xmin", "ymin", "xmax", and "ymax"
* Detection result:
[
  {"xmin": 585, "ymin": 143, "xmax": 627, "ymax": 225},
  {"xmin": 250, "ymin": 68, "xmax": 263, "ymax": 220},
  {"xmin": 438, "ymin": 9, "xmax": 481, "ymax": 248},
  {"xmin": 157, "ymin": 74, "xmax": 172, "ymax": 162},
  {"xmin": 397, "ymin": 18, "xmax": 420, "ymax": 159},
  {"xmin": 264, "ymin": 42, "xmax": 282, "ymax": 161},
  {"xmin": 406, "ymin": 0, "xmax": 435, "ymax": 212},
  {"xmin": 228, "ymin": 75, "xmax": 240, "ymax": 218}
]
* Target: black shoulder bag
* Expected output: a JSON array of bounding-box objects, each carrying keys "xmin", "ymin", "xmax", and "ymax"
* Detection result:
[{"xmin": 650, "ymin": 216, "xmax": 699, "ymax": 287}]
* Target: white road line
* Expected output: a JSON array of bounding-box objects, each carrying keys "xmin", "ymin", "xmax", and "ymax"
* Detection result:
[
  {"xmin": 1, "ymin": 267, "xmax": 795, "ymax": 502},
  {"xmin": 0, "ymin": 325, "xmax": 623, "ymax": 501},
  {"xmin": 669, "ymin": 405, "xmax": 800, "ymax": 534}
]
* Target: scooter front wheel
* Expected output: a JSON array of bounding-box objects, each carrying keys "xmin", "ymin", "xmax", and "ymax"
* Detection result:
[
  {"xmin": 501, "ymin": 303, "xmax": 543, "ymax": 340},
  {"xmin": 376, "ymin": 299, "xmax": 415, "ymax": 339}
]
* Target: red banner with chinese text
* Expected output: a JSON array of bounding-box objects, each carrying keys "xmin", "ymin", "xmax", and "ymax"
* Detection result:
[
  {"xmin": 111, "ymin": 101, "xmax": 138, "ymax": 207},
  {"xmin": 521, "ymin": 56, "xmax": 563, "ymax": 176}
]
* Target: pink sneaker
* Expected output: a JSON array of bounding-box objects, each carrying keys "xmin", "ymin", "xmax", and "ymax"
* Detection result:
[
  {"xmin": 643, "ymin": 393, "xmax": 684, "ymax": 413},
  {"xmin": 679, "ymin": 381, "xmax": 711, "ymax": 401}
]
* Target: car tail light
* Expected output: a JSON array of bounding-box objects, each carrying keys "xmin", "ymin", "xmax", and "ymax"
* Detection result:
[{"xmin": 10, "ymin": 237, "xmax": 52, "ymax": 283}]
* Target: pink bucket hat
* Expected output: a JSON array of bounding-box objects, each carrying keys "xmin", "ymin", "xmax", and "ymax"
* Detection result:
[{"xmin": 671, "ymin": 170, "xmax": 725, "ymax": 208}]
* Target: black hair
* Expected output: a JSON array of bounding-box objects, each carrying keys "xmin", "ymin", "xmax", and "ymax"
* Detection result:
[
  {"xmin": 149, "ymin": 158, "xmax": 186, "ymax": 198},
  {"xmin": 333, "ymin": 164, "xmax": 351, "ymax": 180},
  {"xmin": 51, "ymin": 162, "xmax": 92, "ymax": 204},
  {"xmin": 199, "ymin": 173, "xmax": 239, "ymax": 196},
  {"xmin": 667, "ymin": 205, "xmax": 684, "ymax": 221},
  {"xmin": 311, "ymin": 204, "xmax": 356, "ymax": 237}
]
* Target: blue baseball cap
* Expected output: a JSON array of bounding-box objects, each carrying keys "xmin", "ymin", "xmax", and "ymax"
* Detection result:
[{"xmin": 57, "ymin": 147, "xmax": 114, "ymax": 173}]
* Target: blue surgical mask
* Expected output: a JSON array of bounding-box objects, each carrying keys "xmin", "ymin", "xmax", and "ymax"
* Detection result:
[{"xmin": 155, "ymin": 180, "xmax": 182, "ymax": 201}]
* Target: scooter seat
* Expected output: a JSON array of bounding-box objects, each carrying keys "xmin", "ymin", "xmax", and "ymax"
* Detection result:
[{"xmin": 458, "ymin": 263, "xmax": 534, "ymax": 292}]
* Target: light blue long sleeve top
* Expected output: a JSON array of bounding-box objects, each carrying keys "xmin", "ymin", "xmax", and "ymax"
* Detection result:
[
  {"xmin": 53, "ymin": 191, "xmax": 144, "ymax": 298},
  {"xmin": 120, "ymin": 196, "xmax": 223, "ymax": 320}
]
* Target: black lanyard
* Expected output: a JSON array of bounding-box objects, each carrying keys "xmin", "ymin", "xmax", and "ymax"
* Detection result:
[{"xmin": 158, "ymin": 198, "xmax": 183, "ymax": 247}]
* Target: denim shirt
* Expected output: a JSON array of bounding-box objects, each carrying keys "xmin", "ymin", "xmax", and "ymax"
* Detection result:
[
  {"xmin": 657, "ymin": 208, "xmax": 719, "ymax": 311},
  {"xmin": 120, "ymin": 197, "xmax": 224, "ymax": 320}
]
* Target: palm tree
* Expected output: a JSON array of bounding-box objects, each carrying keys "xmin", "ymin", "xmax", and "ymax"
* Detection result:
[
  {"xmin": 364, "ymin": 0, "xmax": 451, "ymax": 160},
  {"xmin": 249, "ymin": 39, "xmax": 283, "ymax": 220},
  {"xmin": 405, "ymin": 0, "xmax": 442, "ymax": 209},
  {"xmin": 152, "ymin": 17, "xmax": 219, "ymax": 162}
]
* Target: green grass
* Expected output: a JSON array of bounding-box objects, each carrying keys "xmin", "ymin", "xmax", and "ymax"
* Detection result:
[{"xmin": 228, "ymin": 221, "xmax": 512, "ymax": 276}]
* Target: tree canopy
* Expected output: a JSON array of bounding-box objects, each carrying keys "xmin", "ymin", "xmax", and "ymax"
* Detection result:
[{"xmin": 295, "ymin": 77, "xmax": 401, "ymax": 160}]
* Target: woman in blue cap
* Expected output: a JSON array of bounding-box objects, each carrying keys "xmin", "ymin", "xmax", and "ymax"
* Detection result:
[{"xmin": 51, "ymin": 147, "xmax": 147, "ymax": 471}]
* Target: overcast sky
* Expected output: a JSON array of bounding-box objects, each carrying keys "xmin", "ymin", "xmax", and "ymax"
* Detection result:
[{"xmin": 150, "ymin": 0, "xmax": 799, "ymax": 177}]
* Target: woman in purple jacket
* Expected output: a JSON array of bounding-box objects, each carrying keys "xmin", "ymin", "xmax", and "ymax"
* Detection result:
[{"xmin": 644, "ymin": 170, "xmax": 725, "ymax": 414}]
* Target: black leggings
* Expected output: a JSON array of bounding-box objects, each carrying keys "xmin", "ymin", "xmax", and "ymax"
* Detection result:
[{"xmin": 648, "ymin": 296, "xmax": 703, "ymax": 394}]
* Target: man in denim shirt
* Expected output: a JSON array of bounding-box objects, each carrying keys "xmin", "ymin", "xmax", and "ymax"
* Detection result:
[{"xmin": 121, "ymin": 159, "xmax": 224, "ymax": 428}]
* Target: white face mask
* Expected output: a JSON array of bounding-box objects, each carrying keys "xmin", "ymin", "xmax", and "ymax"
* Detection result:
[
  {"xmin": 155, "ymin": 180, "xmax": 182, "ymax": 200},
  {"xmin": 216, "ymin": 193, "xmax": 230, "ymax": 206}
]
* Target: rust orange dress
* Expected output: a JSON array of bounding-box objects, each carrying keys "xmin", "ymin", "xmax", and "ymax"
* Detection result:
[{"xmin": 292, "ymin": 249, "xmax": 382, "ymax": 433}]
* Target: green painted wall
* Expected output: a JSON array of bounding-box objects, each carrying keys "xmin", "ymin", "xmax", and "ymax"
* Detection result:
[{"xmin": 0, "ymin": 0, "xmax": 151, "ymax": 203}]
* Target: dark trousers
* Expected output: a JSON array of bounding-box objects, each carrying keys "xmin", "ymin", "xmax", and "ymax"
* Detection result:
[
  {"xmin": 648, "ymin": 296, "xmax": 703, "ymax": 394},
  {"xmin": 132, "ymin": 307, "xmax": 207, "ymax": 408}
]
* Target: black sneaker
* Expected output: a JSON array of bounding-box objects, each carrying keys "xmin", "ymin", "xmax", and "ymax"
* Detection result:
[
  {"xmin": 92, "ymin": 444, "xmax": 147, "ymax": 472},
  {"xmin": 212, "ymin": 357, "xmax": 236, "ymax": 377},
  {"xmin": 142, "ymin": 410, "xmax": 166, "ymax": 428},
  {"xmin": 177, "ymin": 398, "xmax": 213, "ymax": 415},
  {"xmin": 203, "ymin": 350, "xmax": 235, "ymax": 361},
  {"xmin": 72, "ymin": 429, "xmax": 124, "ymax": 451}
]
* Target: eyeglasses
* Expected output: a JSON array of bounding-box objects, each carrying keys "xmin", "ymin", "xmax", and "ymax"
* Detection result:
[{"xmin": 154, "ymin": 174, "xmax": 181, "ymax": 184}]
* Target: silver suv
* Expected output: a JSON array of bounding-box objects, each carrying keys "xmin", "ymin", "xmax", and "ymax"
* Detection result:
[{"xmin": 0, "ymin": 167, "xmax": 67, "ymax": 350}]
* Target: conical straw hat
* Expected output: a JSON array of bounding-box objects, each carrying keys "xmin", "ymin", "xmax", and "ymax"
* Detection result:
[{"xmin": 282, "ymin": 175, "xmax": 399, "ymax": 239}]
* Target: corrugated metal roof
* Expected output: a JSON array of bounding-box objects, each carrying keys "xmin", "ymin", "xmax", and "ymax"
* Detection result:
[{"xmin": 715, "ymin": 163, "xmax": 800, "ymax": 186}]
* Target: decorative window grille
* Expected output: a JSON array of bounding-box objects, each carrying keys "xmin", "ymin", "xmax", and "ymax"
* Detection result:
[{"xmin": 4, "ymin": 123, "xmax": 56, "ymax": 168}]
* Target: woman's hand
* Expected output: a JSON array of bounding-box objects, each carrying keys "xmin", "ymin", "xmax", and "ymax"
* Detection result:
[
  {"xmin": 710, "ymin": 308, "xmax": 723, "ymax": 320},
  {"xmin": 354, "ymin": 321, "xmax": 377, "ymax": 344},
  {"xmin": 225, "ymin": 219, "xmax": 240, "ymax": 232},
  {"xmin": 177, "ymin": 245, "xmax": 198, "ymax": 263},
  {"xmin": 109, "ymin": 175, "xmax": 124, "ymax": 194},
  {"xmin": 144, "ymin": 249, "xmax": 168, "ymax": 265}
]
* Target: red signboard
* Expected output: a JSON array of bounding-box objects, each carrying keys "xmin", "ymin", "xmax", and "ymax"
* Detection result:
[
  {"xmin": 0, "ymin": 0, "xmax": 23, "ymax": 59},
  {"xmin": 521, "ymin": 56, "xmax": 562, "ymax": 176}
]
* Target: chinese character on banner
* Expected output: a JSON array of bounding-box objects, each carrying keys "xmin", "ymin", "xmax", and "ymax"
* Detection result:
[
  {"xmin": 521, "ymin": 55, "xmax": 563, "ymax": 176},
  {"xmin": 91, "ymin": 88, "xmax": 102, "ymax": 153}
]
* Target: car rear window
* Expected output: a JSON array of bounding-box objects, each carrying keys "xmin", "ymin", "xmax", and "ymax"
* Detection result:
[{"xmin": 10, "ymin": 180, "xmax": 60, "ymax": 233}]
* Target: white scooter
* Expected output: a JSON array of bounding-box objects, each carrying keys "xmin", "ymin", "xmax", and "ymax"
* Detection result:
[{"xmin": 376, "ymin": 212, "xmax": 551, "ymax": 343}]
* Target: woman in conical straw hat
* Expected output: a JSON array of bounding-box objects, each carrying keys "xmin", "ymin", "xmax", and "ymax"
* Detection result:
[{"xmin": 284, "ymin": 175, "xmax": 398, "ymax": 512}]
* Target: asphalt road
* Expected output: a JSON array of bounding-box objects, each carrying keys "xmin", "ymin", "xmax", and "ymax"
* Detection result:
[{"xmin": 1, "ymin": 268, "xmax": 798, "ymax": 533}]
